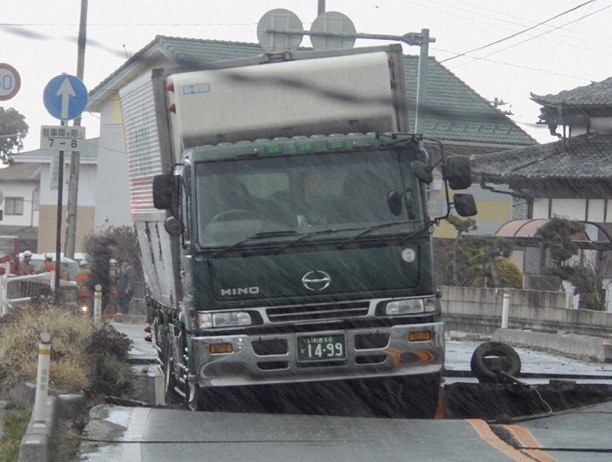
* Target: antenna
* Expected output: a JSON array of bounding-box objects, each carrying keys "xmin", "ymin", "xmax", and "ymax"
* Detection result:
[
  {"xmin": 257, "ymin": 9, "xmax": 304, "ymax": 53},
  {"xmin": 310, "ymin": 12, "xmax": 356, "ymax": 51}
]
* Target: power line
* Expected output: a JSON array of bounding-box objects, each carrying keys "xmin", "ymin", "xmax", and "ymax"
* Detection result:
[
  {"xmin": 417, "ymin": 0, "xmax": 611, "ymax": 46},
  {"xmin": 445, "ymin": 4, "xmax": 612, "ymax": 71},
  {"xmin": 437, "ymin": 0, "xmax": 597, "ymax": 63}
]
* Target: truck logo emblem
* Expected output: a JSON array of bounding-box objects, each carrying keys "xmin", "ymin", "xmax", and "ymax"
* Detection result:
[
  {"xmin": 220, "ymin": 287, "xmax": 260, "ymax": 296},
  {"xmin": 302, "ymin": 271, "xmax": 331, "ymax": 291}
]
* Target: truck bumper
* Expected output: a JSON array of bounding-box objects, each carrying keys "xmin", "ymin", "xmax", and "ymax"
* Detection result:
[{"xmin": 191, "ymin": 322, "xmax": 444, "ymax": 387}]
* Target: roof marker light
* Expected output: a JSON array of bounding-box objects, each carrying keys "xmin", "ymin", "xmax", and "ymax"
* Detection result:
[
  {"xmin": 264, "ymin": 144, "xmax": 283, "ymax": 154},
  {"xmin": 295, "ymin": 141, "xmax": 316, "ymax": 152},
  {"xmin": 326, "ymin": 139, "xmax": 347, "ymax": 150}
]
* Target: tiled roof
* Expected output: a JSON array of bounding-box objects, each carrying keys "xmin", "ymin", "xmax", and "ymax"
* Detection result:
[
  {"xmin": 531, "ymin": 77, "xmax": 612, "ymax": 107},
  {"xmin": 470, "ymin": 133, "xmax": 612, "ymax": 180},
  {"xmin": 403, "ymin": 55, "xmax": 534, "ymax": 145},
  {"xmin": 90, "ymin": 36, "xmax": 535, "ymax": 147},
  {"xmin": 0, "ymin": 163, "xmax": 40, "ymax": 181}
]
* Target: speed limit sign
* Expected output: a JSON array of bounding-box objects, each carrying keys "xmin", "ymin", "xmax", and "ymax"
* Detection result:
[{"xmin": 0, "ymin": 63, "xmax": 21, "ymax": 101}]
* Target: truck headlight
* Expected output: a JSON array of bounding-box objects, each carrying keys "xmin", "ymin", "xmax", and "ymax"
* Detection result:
[
  {"xmin": 197, "ymin": 311, "xmax": 252, "ymax": 328},
  {"xmin": 385, "ymin": 297, "xmax": 436, "ymax": 315}
]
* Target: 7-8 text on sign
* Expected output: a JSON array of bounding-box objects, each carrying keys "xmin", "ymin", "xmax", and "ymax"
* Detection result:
[{"xmin": 40, "ymin": 125, "xmax": 86, "ymax": 152}]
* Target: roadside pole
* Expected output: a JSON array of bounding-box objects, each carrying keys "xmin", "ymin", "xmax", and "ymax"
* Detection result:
[
  {"xmin": 501, "ymin": 290, "xmax": 511, "ymax": 328},
  {"xmin": 93, "ymin": 284, "xmax": 102, "ymax": 320},
  {"xmin": 32, "ymin": 332, "xmax": 52, "ymax": 422},
  {"xmin": 0, "ymin": 262, "xmax": 9, "ymax": 316}
]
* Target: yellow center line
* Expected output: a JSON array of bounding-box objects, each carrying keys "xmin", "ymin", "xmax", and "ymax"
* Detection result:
[
  {"xmin": 501, "ymin": 425, "xmax": 559, "ymax": 462},
  {"xmin": 466, "ymin": 419, "xmax": 534, "ymax": 462}
]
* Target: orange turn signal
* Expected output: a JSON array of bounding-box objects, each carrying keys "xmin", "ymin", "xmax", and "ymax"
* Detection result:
[
  {"xmin": 210, "ymin": 343, "xmax": 233, "ymax": 354},
  {"xmin": 408, "ymin": 331, "xmax": 432, "ymax": 342}
]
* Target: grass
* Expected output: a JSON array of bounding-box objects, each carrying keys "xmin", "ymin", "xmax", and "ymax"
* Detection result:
[{"xmin": 0, "ymin": 407, "xmax": 31, "ymax": 462}]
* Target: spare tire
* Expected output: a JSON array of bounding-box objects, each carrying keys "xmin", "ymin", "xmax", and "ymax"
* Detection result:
[{"xmin": 470, "ymin": 342, "xmax": 521, "ymax": 383}]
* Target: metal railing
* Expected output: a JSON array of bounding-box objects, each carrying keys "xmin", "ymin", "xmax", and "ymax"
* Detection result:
[{"xmin": 0, "ymin": 262, "xmax": 76, "ymax": 315}]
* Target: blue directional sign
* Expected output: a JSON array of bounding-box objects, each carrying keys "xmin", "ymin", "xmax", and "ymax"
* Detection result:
[{"xmin": 43, "ymin": 74, "xmax": 88, "ymax": 121}]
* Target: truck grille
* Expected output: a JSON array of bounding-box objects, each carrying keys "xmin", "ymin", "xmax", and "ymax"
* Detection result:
[{"xmin": 266, "ymin": 302, "xmax": 370, "ymax": 323}]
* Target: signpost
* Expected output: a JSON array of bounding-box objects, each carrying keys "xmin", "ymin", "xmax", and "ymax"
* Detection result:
[
  {"xmin": 42, "ymin": 74, "xmax": 88, "ymax": 303},
  {"xmin": 43, "ymin": 74, "xmax": 88, "ymax": 121},
  {"xmin": 0, "ymin": 63, "xmax": 21, "ymax": 101}
]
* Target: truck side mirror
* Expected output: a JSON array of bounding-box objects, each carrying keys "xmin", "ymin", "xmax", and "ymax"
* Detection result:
[
  {"xmin": 443, "ymin": 156, "xmax": 472, "ymax": 190},
  {"xmin": 454, "ymin": 193, "xmax": 477, "ymax": 217},
  {"xmin": 152, "ymin": 174, "xmax": 174, "ymax": 210}
]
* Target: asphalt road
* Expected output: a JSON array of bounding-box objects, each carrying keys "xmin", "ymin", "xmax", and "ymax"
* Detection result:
[
  {"xmin": 78, "ymin": 401, "xmax": 612, "ymax": 462},
  {"xmin": 73, "ymin": 323, "xmax": 612, "ymax": 462}
]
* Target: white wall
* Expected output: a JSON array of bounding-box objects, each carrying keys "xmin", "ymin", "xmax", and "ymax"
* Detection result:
[
  {"xmin": 532, "ymin": 197, "xmax": 611, "ymax": 223},
  {"xmin": 93, "ymin": 99, "xmax": 132, "ymax": 230},
  {"xmin": 0, "ymin": 182, "xmax": 38, "ymax": 227},
  {"xmin": 38, "ymin": 162, "xmax": 97, "ymax": 207}
]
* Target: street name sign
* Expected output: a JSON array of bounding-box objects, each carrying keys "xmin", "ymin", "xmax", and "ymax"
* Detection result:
[
  {"xmin": 0, "ymin": 63, "xmax": 21, "ymax": 101},
  {"xmin": 40, "ymin": 125, "xmax": 86, "ymax": 152},
  {"xmin": 43, "ymin": 74, "xmax": 88, "ymax": 121}
]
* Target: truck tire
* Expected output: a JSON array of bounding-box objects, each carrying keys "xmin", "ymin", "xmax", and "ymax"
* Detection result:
[{"xmin": 470, "ymin": 342, "xmax": 521, "ymax": 383}]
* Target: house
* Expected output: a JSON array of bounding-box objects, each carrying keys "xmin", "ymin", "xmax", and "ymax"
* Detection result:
[
  {"xmin": 10, "ymin": 138, "xmax": 99, "ymax": 252},
  {"xmin": 470, "ymin": 77, "xmax": 612, "ymax": 310},
  {"xmin": 0, "ymin": 163, "xmax": 40, "ymax": 251},
  {"xmin": 85, "ymin": 36, "xmax": 535, "ymax": 238}
]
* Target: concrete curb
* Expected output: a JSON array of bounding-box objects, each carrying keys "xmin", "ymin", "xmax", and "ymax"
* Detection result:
[
  {"xmin": 19, "ymin": 395, "xmax": 57, "ymax": 462},
  {"xmin": 492, "ymin": 328, "xmax": 612, "ymax": 363},
  {"xmin": 2, "ymin": 382, "xmax": 86, "ymax": 462}
]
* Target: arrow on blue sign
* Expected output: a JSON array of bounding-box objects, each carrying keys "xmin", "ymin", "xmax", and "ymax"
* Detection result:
[{"xmin": 43, "ymin": 74, "xmax": 88, "ymax": 121}]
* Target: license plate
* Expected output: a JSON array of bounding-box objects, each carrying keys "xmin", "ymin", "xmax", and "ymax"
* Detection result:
[{"xmin": 297, "ymin": 334, "xmax": 346, "ymax": 362}]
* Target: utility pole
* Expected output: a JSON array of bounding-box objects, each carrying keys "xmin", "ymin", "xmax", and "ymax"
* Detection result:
[
  {"xmin": 65, "ymin": 0, "xmax": 88, "ymax": 258},
  {"xmin": 318, "ymin": 0, "xmax": 326, "ymax": 15},
  {"xmin": 414, "ymin": 28, "xmax": 430, "ymax": 135}
]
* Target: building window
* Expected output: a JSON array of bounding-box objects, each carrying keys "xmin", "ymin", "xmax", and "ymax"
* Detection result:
[{"xmin": 5, "ymin": 197, "xmax": 24, "ymax": 216}]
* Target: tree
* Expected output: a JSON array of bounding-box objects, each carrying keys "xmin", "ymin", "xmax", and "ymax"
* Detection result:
[
  {"xmin": 538, "ymin": 217, "xmax": 605, "ymax": 311},
  {"xmin": 447, "ymin": 215, "xmax": 477, "ymax": 285},
  {"xmin": 538, "ymin": 216, "xmax": 584, "ymax": 266},
  {"xmin": 440, "ymin": 216, "xmax": 521, "ymax": 288},
  {"xmin": 0, "ymin": 107, "xmax": 29, "ymax": 164}
]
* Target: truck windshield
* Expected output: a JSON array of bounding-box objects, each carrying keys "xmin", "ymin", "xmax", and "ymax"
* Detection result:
[{"xmin": 194, "ymin": 149, "xmax": 425, "ymax": 247}]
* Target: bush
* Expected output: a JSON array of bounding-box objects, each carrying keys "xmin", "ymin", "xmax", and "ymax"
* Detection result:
[{"xmin": 0, "ymin": 302, "xmax": 132, "ymax": 395}]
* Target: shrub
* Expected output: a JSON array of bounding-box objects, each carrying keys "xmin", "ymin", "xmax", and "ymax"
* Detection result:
[{"xmin": 0, "ymin": 302, "xmax": 132, "ymax": 395}]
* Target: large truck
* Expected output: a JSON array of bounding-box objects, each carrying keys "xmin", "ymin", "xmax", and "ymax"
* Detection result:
[{"xmin": 119, "ymin": 42, "xmax": 476, "ymax": 417}]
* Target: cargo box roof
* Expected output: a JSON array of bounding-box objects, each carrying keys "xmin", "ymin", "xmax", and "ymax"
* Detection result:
[{"xmin": 88, "ymin": 35, "xmax": 534, "ymax": 147}]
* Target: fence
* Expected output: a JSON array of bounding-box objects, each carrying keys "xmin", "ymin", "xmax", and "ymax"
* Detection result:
[{"xmin": 0, "ymin": 263, "xmax": 77, "ymax": 315}]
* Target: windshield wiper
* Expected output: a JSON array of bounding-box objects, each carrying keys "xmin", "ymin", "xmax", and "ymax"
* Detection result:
[
  {"xmin": 337, "ymin": 221, "xmax": 432, "ymax": 249},
  {"xmin": 212, "ymin": 230, "xmax": 298, "ymax": 257},
  {"xmin": 273, "ymin": 228, "xmax": 353, "ymax": 254}
]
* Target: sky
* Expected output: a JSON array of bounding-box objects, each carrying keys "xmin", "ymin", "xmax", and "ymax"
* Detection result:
[{"xmin": 1, "ymin": 0, "xmax": 611, "ymax": 152}]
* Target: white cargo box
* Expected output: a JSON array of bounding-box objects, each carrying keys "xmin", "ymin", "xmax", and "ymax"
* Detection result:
[{"xmin": 167, "ymin": 51, "xmax": 401, "ymax": 150}]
